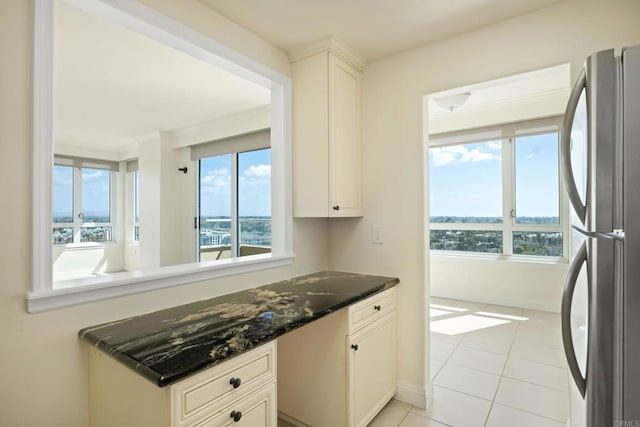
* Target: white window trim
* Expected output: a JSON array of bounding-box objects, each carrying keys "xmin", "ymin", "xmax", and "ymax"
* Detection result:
[
  {"xmin": 124, "ymin": 162, "xmax": 139, "ymax": 244},
  {"xmin": 196, "ymin": 143, "xmax": 272, "ymax": 260},
  {"xmin": 29, "ymin": 0, "xmax": 294, "ymax": 313},
  {"xmin": 428, "ymin": 116, "xmax": 570, "ymax": 263},
  {"xmin": 52, "ymin": 164, "xmax": 116, "ymax": 245}
]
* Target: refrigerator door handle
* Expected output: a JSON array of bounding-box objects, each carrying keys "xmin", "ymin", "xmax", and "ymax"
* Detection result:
[
  {"xmin": 561, "ymin": 67, "xmax": 587, "ymax": 224},
  {"xmin": 572, "ymin": 225, "xmax": 625, "ymax": 241},
  {"xmin": 561, "ymin": 241, "xmax": 588, "ymax": 398}
]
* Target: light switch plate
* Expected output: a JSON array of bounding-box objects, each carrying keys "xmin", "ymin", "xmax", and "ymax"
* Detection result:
[{"xmin": 373, "ymin": 225, "xmax": 383, "ymax": 244}]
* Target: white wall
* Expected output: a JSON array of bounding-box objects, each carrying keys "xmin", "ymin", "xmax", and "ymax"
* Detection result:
[
  {"xmin": 139, "ymin": 131, "xmax": 195, "ymax": 268},
  {"xmin": 53, "ymin": 245, "xmax": 125, "ymax": 277},
  {"xmin": 0, "ymin": 1, "xmax": 328, "ymax": 426},
  {"xmin": 329, "ymin": 0, "xmax": 640, "ymax": 406},
  {"xmin": 431, "ymin": 256, "xmax": 569, "ymax": 311},
  {"xmin": 3, "ymin": 0, "xmax": 640, "ymax": 424}
]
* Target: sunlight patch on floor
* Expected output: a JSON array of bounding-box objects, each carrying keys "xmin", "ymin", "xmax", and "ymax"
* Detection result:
[
  {"xmin": 430, "ymin": 314, "xmax": 510, "ymax": 335},
  {"xmin": 430, "ymin": 304, "xmax": 468, "ymax": 312},
  {"xmin": 430, "ymin": 308, "xmax": 454, "ymax": 318},
  {"xmin": 476, "ymin": 311, "xmax": 529, "ymax": 321}
]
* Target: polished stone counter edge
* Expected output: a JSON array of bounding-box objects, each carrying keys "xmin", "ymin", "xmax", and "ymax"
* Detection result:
[{"xmin": 79, "ymin": 270, "xmax": 399, "ymax": 387}]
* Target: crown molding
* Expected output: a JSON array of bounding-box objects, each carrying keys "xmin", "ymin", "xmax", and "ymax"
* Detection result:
[{"xmin": 289, "ymin": 36, "xmax": 366, "ymax": 72}]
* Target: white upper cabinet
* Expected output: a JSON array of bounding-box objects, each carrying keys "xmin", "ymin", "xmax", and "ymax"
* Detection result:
[{"xmin": 292, "ymin": 40, "xmax": 364, "ymax": 217}]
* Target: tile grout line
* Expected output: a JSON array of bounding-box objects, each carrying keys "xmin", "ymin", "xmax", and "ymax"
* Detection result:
[
  {"xmin": 483, "ymin": 310, "xmax": 525, "ymax": 427},
  {"xmin": 400, "ymin": 406, "xmax": 456, "ymax": 427},
  {"xmin": 488, "ymin": 401, "xmax": 572, "ymax": 425},
  {"xmin": 395, "ymin": 406, "xmax": 411, "ymax": 427},
  {"xmin": 429, "ymin": 299, "xmax": 570, "ymax": 427},
  {"xmin": 444, "ymin": 359, "xmax": 505, "ymax": 377},
  {"xmin": 500, "ymin": 372, "xmax": 571, "ymax": 392},
  {"xmin": 431, "ymin": 383, "xmax": 494, "ymax": 403}
]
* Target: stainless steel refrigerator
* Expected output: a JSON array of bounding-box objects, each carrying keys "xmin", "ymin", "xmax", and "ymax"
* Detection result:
[{"xmin": 561, "ymin": 45, "xmax": 640, "ymax": 427}]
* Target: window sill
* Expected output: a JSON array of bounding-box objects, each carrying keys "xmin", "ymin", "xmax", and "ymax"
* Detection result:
[
  {"xmin": 27, "ymin": 253, "xmax": 295, "ymax": 313},
  {"xmin": 53, "ymin": 242, "xmax": 117, "ymax": 250},
  {"xmin": 430, "ymin": 250, "xmax": 569, "ymax": 267}
]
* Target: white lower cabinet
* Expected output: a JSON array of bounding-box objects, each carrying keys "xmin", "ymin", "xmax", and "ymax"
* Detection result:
[
  {"xmin": 87, "ymin": 290, "xmax": 397, "ymax": 427},
  {"xmin": 192, "ymin": 383, "xmax": 276, "ymax": 427},
  {"xmin": 88, "ymin": 341, "xmax": 277, "ymax": 427},
  {"xmin": 278, "ymin": 288, "xmax": 398, "ymax": 427},
  {"xmin": 348, "ymin": 312, "xmax": 397, "ymax": 427}
]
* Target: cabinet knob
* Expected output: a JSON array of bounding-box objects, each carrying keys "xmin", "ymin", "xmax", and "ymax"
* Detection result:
[
  {"xmin": 229, "ymin": 377, "xmax": 242, "ymax": 389},
  {"xmin": 230, "ymin": 411, "xmax": 242, "ymax": 422},
  {"xmin": 351, "ymin": 344, "xmax": 359, "ymax": 351},
  {"xmin": 374, "ymin": 305, "xmax": 381, "ymax": 311},
  {"xmin": 333, "ymin": 205, "xmax": 340, "ymax": 211}
]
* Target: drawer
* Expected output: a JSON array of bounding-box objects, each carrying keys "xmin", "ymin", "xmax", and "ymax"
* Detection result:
[
  {"xmin": 191, "ymin": 382, "xmax": 276, "ymax": 427},
  {"xmin": 172, "ymin": 341, "xmax": 276, "ymax": 427},
  {"xmin": 348, "ymin": 288, "xmax": 396, "ymax": 333}
]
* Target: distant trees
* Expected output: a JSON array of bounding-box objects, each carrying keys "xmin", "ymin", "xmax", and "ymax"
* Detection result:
[
  {"xmin": 430, "ymin": 230, "xmax": 502, "ymax": 253},
  {"xmin": 430, "ymin": 216, "xmax": 559, "ymax": 224},
  {"xmin": 430, "ymin": 216, "xmax": 562, "ymax": 256}
]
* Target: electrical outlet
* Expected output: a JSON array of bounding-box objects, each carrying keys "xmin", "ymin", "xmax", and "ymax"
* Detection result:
[{"xmin": 373, "ymin": 225, "xmax": 383, "ymax": 244}]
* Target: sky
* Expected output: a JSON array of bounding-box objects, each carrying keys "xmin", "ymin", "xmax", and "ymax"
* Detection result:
[
  {"xmin": 200, "ymin": 148, "xmax": 271, "ymax": 217},
  {"xmin": 53, "ymin": 148, "xmax": 271, "ymax": 221},
  {"xmin": 53, "ymin": 165, "xmax": 111, "ymax": 220},
  {"xmin": 429, "ymin": 133, "xmax": 559, "ymax": 220},
  {"xmin": 55, "ymin": 135, "xmax": 558, "ymax": 222}
]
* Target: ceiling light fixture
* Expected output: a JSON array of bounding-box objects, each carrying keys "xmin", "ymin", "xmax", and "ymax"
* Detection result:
[{"xmin": 433, "ymin": 92, "xmax": 471, "ymax": 112}]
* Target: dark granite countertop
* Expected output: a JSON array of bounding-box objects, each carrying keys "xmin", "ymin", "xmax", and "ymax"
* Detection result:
[{"xmin": 79, "ymin": 270, "xmax": 399, "ymax": 387}]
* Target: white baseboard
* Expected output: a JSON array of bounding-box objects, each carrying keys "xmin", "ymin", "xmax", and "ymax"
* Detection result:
[
  {"xmin": 431, "ymin": 291, "xmax": 560, "ymax": 313},
  {"xmin": 394, "ymin": 381, "xmax": 431, "ymax": 410}
]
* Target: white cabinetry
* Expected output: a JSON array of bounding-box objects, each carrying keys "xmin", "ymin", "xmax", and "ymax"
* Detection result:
[
  {"xmin": 347, "ymin": 291, "xmax": 398, "ymax": 427},
  {"xmin": 88, "ymin": 342, "xmax": 277, "ymax": 427},
  {"xmin": 277, "ymin": 288, "xmax": 397, "ymax": 426},
  {"xmin": 292, "ymin": 43, "xmax": 364, "ymax": 217}
]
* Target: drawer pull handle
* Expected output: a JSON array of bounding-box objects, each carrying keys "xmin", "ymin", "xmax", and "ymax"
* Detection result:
[
  {"xmin": 351, "ymin": 344, "xmax": 359, "ymax": 351},
  {"xmin": 229, "ymin": 377, "xmax": 242, "ymax": 389},
  {"xmin": 230, "ymin": 410, "xmax": 242, "ymax": 422},
  {"xmin": 374, "ymin": 305, "xmax": 381, "ymax": 311},
  {"xmin": 333, "ymin": 205, "xmax": 340, "ymax": 211}
]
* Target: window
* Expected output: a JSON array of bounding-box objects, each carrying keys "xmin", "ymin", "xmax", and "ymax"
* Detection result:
[
  {"xmin": 134, "ymin": 170, "xmax": 139, "ymax": 241},
  {"xmin": 31, "ymin": 0, "xmax": 293, "ymax": 313},
  {"xmin": 194, "ymin": 130, "xmax": 271, "ymax": 262},
  {"xmin": 125, "ymin": 159, "xmax": 140, "ymax": 241},
  {"xmin": 429, "ymin": 118, "xmax": 565, "ymax": 258},
  {"xmin": 52, "ymin": 156, "xmax": 118, "ymax": 245}
]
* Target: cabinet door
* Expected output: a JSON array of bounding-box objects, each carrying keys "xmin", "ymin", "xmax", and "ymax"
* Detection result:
[
  {"xmin": 329, "ymin": 52, "xmax": 361, "ymax": 217},
  {"xmin": 347, "ymin": 312, "xmax": 397, "ymax": 427},
  {"xmin": 192, "ymin": 383, "xmax": 276, "ymax": 427}
]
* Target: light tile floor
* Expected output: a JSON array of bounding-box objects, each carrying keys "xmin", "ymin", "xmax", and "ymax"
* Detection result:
[{"xmin": 366, "ymin": 297, "xmax": 570, "ymax": 427}]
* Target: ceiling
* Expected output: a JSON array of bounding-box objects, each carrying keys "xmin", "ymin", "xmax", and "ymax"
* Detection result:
[
  {"xmin": 427, "ymin": 64, "xmax": 570, "ymax": 134},
  {"xmin": 54, "ymin": 0, "xmax": 569, "ymax": 152},
  {"xmin": 54, "ymin": 0, "xmax": 270, "ymax": 150},
  {"xmin": 428, "ymin": 64, "xmax": 570, "ymax": 115},
  {"xmin": 198, "ymin": 0, "xmax": 566, "ymax": 62}
]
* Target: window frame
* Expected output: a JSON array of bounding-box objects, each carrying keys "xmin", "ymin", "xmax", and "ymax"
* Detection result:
[
  {"xmin": 428, "ymin": 116, "xmax": 569, "ymax": 262},
  {"xmin": 52, "ymin": 160, "xmax": 117, "ymax": 247},
  {"xmin": 196, "ymin": 147, "xmax": 272, "ymax": 262},
  {"xmin": 124, "ymin": 160, "xmax": 139, "ymax": 243},
  {"xmin": 29, "ymin": 0, "xmax": 294, "ymax": 313}
]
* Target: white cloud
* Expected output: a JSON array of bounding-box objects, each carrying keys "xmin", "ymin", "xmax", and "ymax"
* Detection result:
[
  {"xmin": 486, "ymin": 141, "xmax": 502, "ymax": 150},
  {"xmin": 201, "ymin": 168, "xmax": 230, "ymax": 194},
  {"xmin": 244, "ymin": 164, "xmax": 271, "ymax": 178},
  {"xmin": 240, "ymin": 164, "xmax": 271, "ymax": 189},
  {"xmin": 430, "ymin": 145, "xmax": 500, "ymax": 167},
  {"xmin": 82, "ymin": 170, "xmax": 106, "ymax": 181}
]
